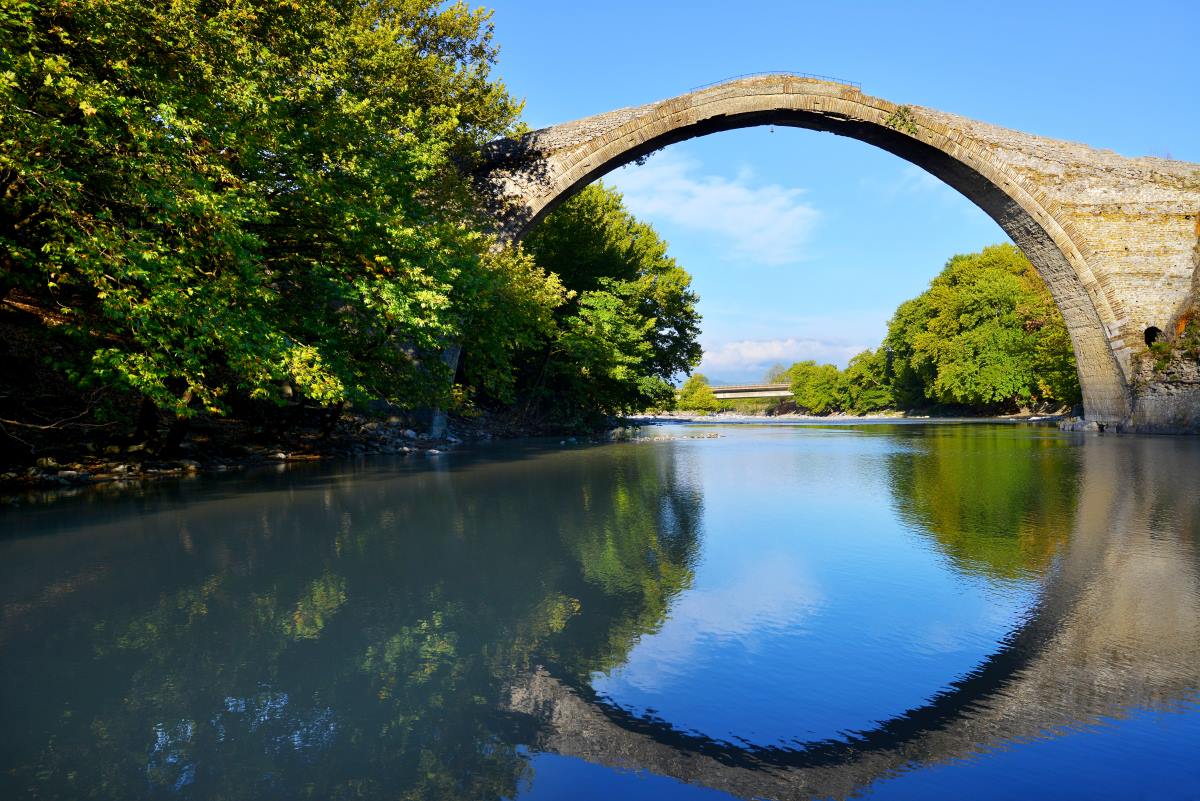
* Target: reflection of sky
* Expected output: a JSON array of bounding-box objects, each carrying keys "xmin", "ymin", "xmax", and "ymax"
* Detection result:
[{"xmin": 591, "ymin": 424, "xmax": 1039, "ymax": 747}]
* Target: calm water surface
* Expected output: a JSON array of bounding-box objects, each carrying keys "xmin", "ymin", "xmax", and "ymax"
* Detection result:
[{"xmin": 2, "ymin": 423, "xmax": 1198, "ymax": 800}]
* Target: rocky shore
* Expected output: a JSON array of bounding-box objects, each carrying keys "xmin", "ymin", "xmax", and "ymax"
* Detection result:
[
  {"xmin": 0, "ymin": 413, "xmax": 731, "ymax": 504},
  {"xmin": 0, "ymin": 413, "xmax": 457, "ymax": 499},
  {"xmin": 632, "ymin": 410, "xmax": 1069, "ymax": 425},
  {"xmin": 2, "ymin": 406, "xmax": 1073, "ymax": 504}
]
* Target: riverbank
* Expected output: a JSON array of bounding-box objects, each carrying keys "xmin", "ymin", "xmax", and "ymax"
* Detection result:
[
  {"xmin": 0, "ymin": 411, "xmax": 457, "ymax": 500},
  {"xmin": 0, "ymin": 406, "xmax": 670, "ymax": 501},
  {"xmin": 634, "ymin": 410, "xmax": 1070, "ymax": 425},
  {"xmin": 0, "ymin": 407, "xmax": 1068, "ymax": 501}
]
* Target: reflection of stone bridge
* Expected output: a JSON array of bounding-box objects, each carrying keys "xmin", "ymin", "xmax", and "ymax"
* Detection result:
[
  {"xmin": 479, "ymin": 75, "xmax": 1200, "ymax": 432},
  {"xmin": 504, "ymin": 439, "xmax": 1200, "ymax": 800}
]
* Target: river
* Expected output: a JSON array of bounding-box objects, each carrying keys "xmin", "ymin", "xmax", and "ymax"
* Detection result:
[{"xmin": 1, "ymin": 422, "xmax": 1198, "ymax": 800}]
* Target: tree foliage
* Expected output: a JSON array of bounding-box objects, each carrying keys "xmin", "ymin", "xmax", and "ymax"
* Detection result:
[
  {"xmin": 777, "ymin": 244, "xmax": 1079, "ymax": 416},
  {"xmin": 676, "ymin": 373, "xmax": 719, "ymax": 413},
  {"xmin": 509, "ymin": 183, "xmax": 702, "ymax": 422},
  {"xmin": 1, "ymin": 0, "xmax": 550, "ymax": 420},
  {"xmin": 884, "ymin": 243, "xmax": 1080, "ymax": 409},
  {"xmin": 789, "ymin": 361, "xmax": 842, "ymax": 415},
  {"xmin": 454, "ymin": 248, "xmax": 566, "ymax": 404},
  {"xmin": 839, "ymin": 348, "xmax": 894, "ymax": 414}
]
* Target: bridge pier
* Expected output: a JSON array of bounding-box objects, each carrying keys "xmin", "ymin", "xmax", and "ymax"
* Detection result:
[{"xmin": 1124, "ymin": 361, "xmax": 1200, "ymax": 433}]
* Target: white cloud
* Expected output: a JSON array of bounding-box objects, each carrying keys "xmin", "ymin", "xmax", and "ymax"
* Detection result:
[
  {"xmin": 608, "ymin": 151, "xmax": 819, "ymax": 266},
  {"xmin": 698, "ymin": 337, "xmax": 867, "ymax": 381}
]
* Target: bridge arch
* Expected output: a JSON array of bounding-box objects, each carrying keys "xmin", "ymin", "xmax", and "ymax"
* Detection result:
[{"xmin": 480, "ymin": 75, "xmax": 1152, "ymax": 424}]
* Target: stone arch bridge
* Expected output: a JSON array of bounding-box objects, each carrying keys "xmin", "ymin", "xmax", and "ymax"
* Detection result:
[{"xmin": 477, "ymin": 74, "xmax": 1200, "ymax": 432}]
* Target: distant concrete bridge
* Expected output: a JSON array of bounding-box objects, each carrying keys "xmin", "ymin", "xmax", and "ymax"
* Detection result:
[
  {"xmin": 710, "ymin": 383, "xmax": 793, "ymax": 400},
  {"xmin": 478, "ymin": 74, "xmax": 1200, "ymax": 432}
]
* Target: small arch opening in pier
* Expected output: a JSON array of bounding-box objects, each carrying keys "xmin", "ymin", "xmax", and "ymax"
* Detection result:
[{"xmin": 1145, "ymin": 326, "xmax": 1163, "ymax": 347}]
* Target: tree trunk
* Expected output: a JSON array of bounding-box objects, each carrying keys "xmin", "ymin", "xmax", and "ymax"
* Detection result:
[
  {"xmin": 133, "ymin": 397, "xmax": 158, "ymax": 443},
  {"xmin": 428, "ymin": 343, "xmax": 462, "ymax": 440},
  {"xmin": 161, "ymin": 416, "xmax": 190, "ymax": 456}
]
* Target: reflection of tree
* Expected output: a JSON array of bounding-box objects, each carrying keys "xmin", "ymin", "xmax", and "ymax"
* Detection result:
[
  {"xmin": 509, "ymin": 436, "xmax": 1200, "ymax": 801},
  {"xmin": 0, "ymin": 445, "xmax": 702, "ymax": 800},
  {"xmin": 886, "ymin": 426, "xmax": 1079, "ymax": 580},
  {"xmin": 544, "ymin": 456, "xmax": 702, "ymax": 680}
]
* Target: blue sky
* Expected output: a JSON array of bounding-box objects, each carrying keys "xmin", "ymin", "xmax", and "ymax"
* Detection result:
[{"xmin": 483, "ymin": 0, "xmax": 1200, "ymax": 383}]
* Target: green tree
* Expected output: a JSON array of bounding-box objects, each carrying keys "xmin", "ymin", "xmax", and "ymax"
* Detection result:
[
  {"xmin": 547, "ymin": 279, "xmax": 677, "ymax": 418},
  {"xmin": 676, "ymin": 373, "xmax": 720, "ymax": 413},
  {"xmin": 514, "ymin": 183, "xmax": 702, "ymax": 422},
  {"xmin": 840, "ymin": 348, "xmax": 893, "ymax": 414},
  {"xmin": 0, "ymin": 0, "xmax": 539, "ymax": 425},
  {"xmin": 455, "ymin": 248, "xmax": 566, "ymax": 404},
  {"xmin": 883, "ymin": 244, "xmax": 1080, "ymax": 410},
  {"xmin": 882, "ymin": 296, "xmax": 937, "ymax": 409},
  {"xmin": 789, "ymin": 360, "xmax": 843, "ymax": 414}
]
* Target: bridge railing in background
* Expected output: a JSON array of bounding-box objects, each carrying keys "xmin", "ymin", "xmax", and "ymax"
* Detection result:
[{"xmin": 708, "ymin": 383, "xmax": 794, "ymax": 399}]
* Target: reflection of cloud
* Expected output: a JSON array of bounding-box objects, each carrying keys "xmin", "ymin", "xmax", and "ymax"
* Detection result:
[
  {"xmin": 699, "ymin": 337, "xmax": 867, "ymax": 380},
  {"xmin": 608, "ymin": 151, "xmax": 819, "ymax": 266},
  {"xmin": 599, "ymin": 556, "xmax": 823, "ymax": 693}
]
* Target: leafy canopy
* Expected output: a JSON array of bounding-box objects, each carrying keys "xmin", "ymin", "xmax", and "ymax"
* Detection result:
[
  {"xmin": 512, "ymin": 183, "xmax": 702, "ymax": 421},
  {"xmin": 676, "ymin": 373, "xmax": 719, "ymax": 413},
  {"xmin": 777, "ymin": 244, "xmax": 1079, "ymax": 416},
  {"xmin": 884, "ymin": 243, "xmax": 1080, "ymax": 409},
  {"xmin": 1, "ymin": 0, "xmax": 537, "ymax": 416}
]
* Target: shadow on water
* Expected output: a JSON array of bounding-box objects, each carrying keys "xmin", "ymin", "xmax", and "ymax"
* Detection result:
[{"xmin": 1, "ymin": 426, "xmax": 1198, "ymax": 800}]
